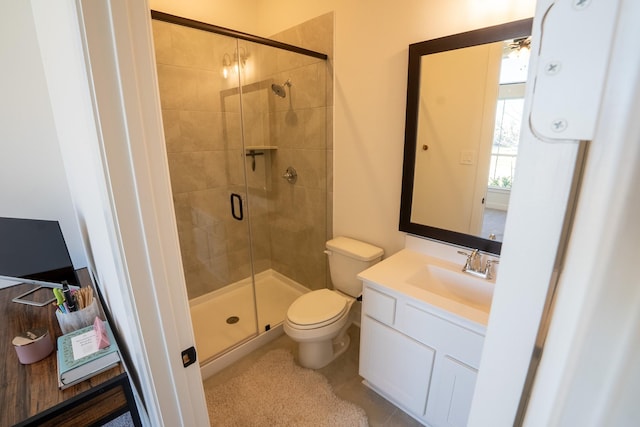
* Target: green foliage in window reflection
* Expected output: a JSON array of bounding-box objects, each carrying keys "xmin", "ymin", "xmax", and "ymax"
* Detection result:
[{"xmin": 489, "ymin": 176, "xmax": 512, "ymax": 189}]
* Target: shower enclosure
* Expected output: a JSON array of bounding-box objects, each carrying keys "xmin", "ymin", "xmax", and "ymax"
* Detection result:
[{"xmin": 151, "ymin": 12, "xmax": 331, "ymax": 368}]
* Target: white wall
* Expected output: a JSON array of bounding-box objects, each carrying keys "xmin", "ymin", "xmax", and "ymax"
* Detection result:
[
  {"xmin": 149, "ymin": 0, "xmax": 260, "ymax": 35},
  {"xmin": 147, "ymin": 0, "xmax": 535, "ymax": 256},
  {"xmin": 0, "ymin": 1, "xmax": 86, "ymax": 269}
]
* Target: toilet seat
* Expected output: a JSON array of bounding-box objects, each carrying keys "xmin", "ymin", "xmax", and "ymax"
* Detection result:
[{"xmin": 286, "ymin": 289, "xmax": 349, "ymax": 330}]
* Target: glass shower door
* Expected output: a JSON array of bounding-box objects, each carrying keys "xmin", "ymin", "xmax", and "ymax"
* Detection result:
[{"xmin": 153, "ymin": 20, "xmax": 259, "ymax": 362}]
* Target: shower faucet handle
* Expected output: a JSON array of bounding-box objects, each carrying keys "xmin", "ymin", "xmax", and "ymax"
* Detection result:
[{"xmin": 282, "ymin": 166, "xmax": 297, "ymax": 184}]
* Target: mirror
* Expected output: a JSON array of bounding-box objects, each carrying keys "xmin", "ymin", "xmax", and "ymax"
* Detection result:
[{"xmin": 400, "ymin": 19, "xmax": 533, "ymax": 255}]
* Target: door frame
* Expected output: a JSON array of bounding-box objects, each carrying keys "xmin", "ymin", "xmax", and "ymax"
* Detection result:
[{"xmin": 31, "ymin": 0, "xmax": 210, "ymax": 424}]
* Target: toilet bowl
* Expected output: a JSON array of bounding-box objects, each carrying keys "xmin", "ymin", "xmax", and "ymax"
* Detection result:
[{"xmin": 284, "ymin": 237, "xmax": 383, "ymax": 369}]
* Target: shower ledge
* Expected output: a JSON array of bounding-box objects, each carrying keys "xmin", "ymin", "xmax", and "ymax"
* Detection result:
[{"xmin": 245, "ymin": 146, "xmax": 278, "ymax": 151}]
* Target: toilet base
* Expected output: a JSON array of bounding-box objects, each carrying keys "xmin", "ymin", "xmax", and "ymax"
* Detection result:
[
  {"xmin": 298, "ymin": 328, "xmax": 351, "ymax": 369},
  {"xmin": 332, "ymin": 330, "xmax": 351, "ymax": 359}
]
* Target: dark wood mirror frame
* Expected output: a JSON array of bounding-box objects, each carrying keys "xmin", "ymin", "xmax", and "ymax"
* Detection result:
[{"xmin": 399, "ymin": 18, "xmax": 533, "ymax": 255}]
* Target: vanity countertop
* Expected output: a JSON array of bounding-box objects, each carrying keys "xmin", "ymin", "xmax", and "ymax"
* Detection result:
[{"xmin": 358, "ymin": 249, "xmax": 493, "ymax": 330}]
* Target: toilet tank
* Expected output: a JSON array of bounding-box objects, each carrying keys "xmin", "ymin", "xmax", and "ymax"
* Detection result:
[{"xmin": 326, "ymin": 237, "xmax": 384, "ymax": 297}]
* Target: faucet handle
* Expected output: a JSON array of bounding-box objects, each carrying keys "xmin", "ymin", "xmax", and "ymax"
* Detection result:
[
  {"xmin": 485, "ymin": 259, "xmax": 500, "ymax": 279},
  {"xmin": 457, "ymin": 250, "xmax": 472, "ymax": 270}
]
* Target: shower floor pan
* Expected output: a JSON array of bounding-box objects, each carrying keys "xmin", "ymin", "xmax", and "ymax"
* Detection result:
[{"xmin": 189, "ymin": 269, "xmax": 307, "ymax": 370}]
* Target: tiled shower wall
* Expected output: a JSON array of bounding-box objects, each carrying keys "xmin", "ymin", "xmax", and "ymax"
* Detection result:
[
  {"xmin": 152, "ymin": 13, "xmax": 333, "ymax": 299},
  {"xmin": 268, "ymin": 12, "xmax": 334, "ymax": 291}
]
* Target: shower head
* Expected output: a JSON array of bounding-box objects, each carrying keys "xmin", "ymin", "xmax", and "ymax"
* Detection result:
[
  {"xmin": 271, "ymin": 79, "xmax": 291, "ymax": 98},
  {"xmin": 271, "ymin": 84, "xmax": 286, "ymax": 98}
]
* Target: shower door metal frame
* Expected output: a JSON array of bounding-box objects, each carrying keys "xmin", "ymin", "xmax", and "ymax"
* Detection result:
[{"xmin": 151, "ymin": 10, "xmax": 328, "ymax": 61}]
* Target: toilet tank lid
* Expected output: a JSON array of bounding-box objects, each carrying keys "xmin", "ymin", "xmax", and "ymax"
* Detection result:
[{"xmin": 326, "ymin": 237, "xmax": 384, "ymax": 261}]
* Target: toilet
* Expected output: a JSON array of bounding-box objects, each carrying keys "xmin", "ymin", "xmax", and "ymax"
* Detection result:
[{"xmin": 284, "ymin": 236, "xmax": 383, "ymax": 369}]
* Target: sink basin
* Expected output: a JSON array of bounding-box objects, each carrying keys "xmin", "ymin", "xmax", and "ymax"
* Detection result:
[{"xmin": 406, "ymin": 263, "xmax": 495, "ymax": 312}]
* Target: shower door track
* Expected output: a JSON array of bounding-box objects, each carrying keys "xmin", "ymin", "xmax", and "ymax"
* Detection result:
[{"xmin": 150, "ymin": 10, "xmax": 328, "ymax": 60}]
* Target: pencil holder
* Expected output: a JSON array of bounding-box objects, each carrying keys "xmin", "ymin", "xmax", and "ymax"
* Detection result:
[{"xmin": 55, "ymin": 297, "xmax": 101, "ymax": 334}]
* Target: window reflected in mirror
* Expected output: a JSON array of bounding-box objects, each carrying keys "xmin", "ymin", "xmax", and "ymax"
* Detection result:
[{"xmin": 483, "ymin": 43, "xmax": 528, "ymax": 241}]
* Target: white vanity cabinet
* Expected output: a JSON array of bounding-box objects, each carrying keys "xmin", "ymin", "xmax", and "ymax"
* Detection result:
[{"xmin": 359, "ymin": 281, "xmax": 486, "ymax": 427}]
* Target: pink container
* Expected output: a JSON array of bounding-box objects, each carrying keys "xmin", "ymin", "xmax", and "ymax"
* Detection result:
[{"xmin": 12, "ymin": 327, "xmax": 54, "ymax": 364}]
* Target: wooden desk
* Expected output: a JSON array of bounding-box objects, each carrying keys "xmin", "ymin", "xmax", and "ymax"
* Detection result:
[{"xmin": 0, "ymin": 270, "xmax": 141, "ymax": 426}]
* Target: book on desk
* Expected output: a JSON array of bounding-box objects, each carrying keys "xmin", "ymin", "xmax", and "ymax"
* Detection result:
[{"xmin": 56, "ymin": 320, "xmax": 121, "ymax": 389}]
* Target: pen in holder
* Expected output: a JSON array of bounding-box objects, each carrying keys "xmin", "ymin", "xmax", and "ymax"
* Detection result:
[{"xmin": 55, "ymin": 297, "xmax": 101, "ymax": 334}]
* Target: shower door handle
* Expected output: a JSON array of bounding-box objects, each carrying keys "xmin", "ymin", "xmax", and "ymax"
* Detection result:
[{"xmin": 230, "ymin": 193, "xmax": 244, "ymax": 221}]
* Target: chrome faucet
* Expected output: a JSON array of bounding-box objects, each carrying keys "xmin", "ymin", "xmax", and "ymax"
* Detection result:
[{"xmin": 457, "ymin": 249, "xmax": 499, "ymax": 280}]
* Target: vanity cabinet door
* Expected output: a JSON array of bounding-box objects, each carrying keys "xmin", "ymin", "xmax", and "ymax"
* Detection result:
[
  {"xmin": 399, "ymin": 302, "xmax": 485, "ymax": 368},
  {"xmin": 360, "ymin": 315, "xmax": 435, "ymax": 417},
  {"xmin": 427, "ymin": 356, "xmax": 478, "ymax": 427}
]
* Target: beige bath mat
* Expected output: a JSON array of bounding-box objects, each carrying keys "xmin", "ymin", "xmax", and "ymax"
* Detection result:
[{"xmin": 205, "ymin": 349, "xmax": 369, "ymax": 426}]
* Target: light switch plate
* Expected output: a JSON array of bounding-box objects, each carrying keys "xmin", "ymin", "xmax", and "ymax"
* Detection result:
[{"xmin": 460, "ymin": 150, "xmax": 475, "ymax": 165}]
